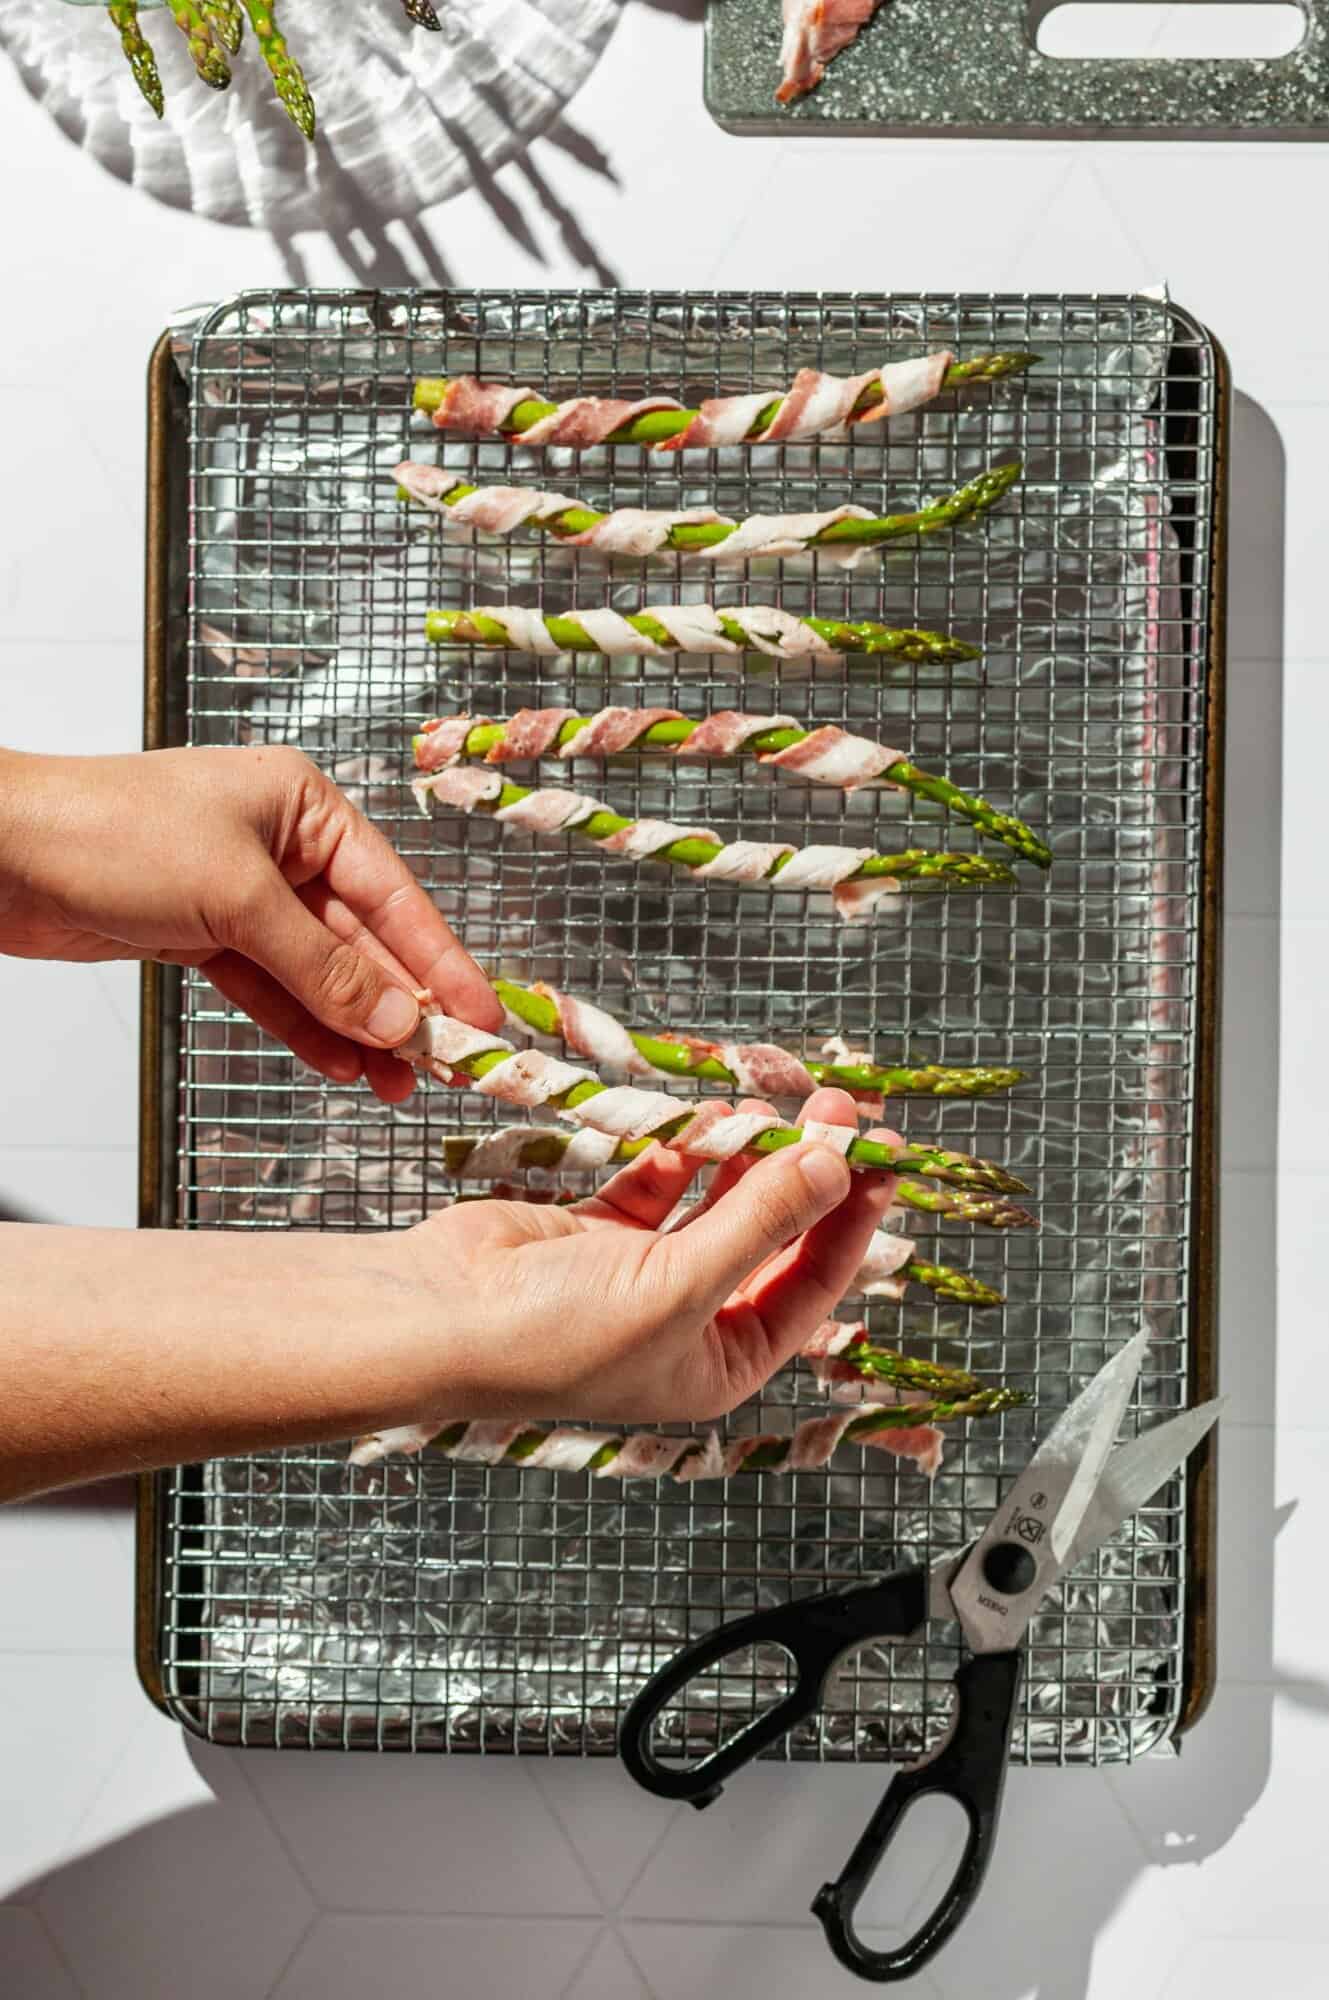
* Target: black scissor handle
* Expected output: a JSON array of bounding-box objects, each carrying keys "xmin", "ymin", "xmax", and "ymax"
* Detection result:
[
  {"xmin": 812, "ymin": 1649, "xmax": 1024, "ymax": 1982},
  {"xmin": 620, "ymin": 1567, "xmax": 928, "ymax": 1808}
]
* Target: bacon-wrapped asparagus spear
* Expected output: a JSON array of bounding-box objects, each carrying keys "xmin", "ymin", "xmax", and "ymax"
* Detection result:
[
  {"xmin": 425, "ymin": 604, "xmax": 977, "ymax": 666},
  {"xmin": 491, "ymin": 977, "xmax": 1024, "ymax": 1104},
  {"xmin": 108, "ymin": 3, "xmax": 164, "ymax": 115},
  {"xmin": 396, "ymin": 461, "xmax": 1021, "ymax": 565},
  {"xmin": 418, "ymin": 709, "xmax": 1050, "ymax": 868},
  {"xmin": 402, "ymin": 0, "xmax": 442, "ymax": 24},
  {"xmin": 404, "ymin": 1006, "xmax": 1028, "ymax": 1194},
  {"xmin": 412, "ymin": 351, "xmax": 1038, "ymax": 449},
  {"xmin": 436, "ymin": 1126, "xmax": 1036, "ymax": 1231},
  {"xmin": 350, "ymin": 1381, "xmax": 1027, "ymax": 1478},
  {"xmin": 414, "ymin": 766, "xmax": 1014, "ymax": 918}
]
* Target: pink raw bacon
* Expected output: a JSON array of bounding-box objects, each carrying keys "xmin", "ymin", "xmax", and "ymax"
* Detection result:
[{"xmin": 777, "ymin": 0, "xmax": 887, "ymax": 105}]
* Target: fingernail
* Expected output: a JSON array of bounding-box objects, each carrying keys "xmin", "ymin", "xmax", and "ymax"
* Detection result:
[
  {"xmin": 366, "ymin": 985, "xmax": 420, "ymax": 1045},
  {"xmin": 798, "ymin": 1144, "xmax": 850, "ymax": 1203}
]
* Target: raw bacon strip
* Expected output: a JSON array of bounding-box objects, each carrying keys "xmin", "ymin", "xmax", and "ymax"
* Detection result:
[
  {"xmin": 777, "ymin": 0, "xmax": 884, "ymax": 103},
  {"xmin": 510, "ymin": 395, "xmax": 685, "ymax": 447},
  {"xmin": 686, "ymin": 711, "xmax": 797, "ymax": 755},
  {"xmin": 692, "ymin": 840, "xmax": 795, "ymax": 882},
  {"xmin": 559, "ymin": 708, "xmax": 683, "ymax": 758},
  {"xmin": 598, "ymin": 818, "xmax": 720, "ymax": 859},
  {"xmin": 490, "ymin": 708, "xmax": 578, "ymax": 763},
  {"xmin": 566, "ymin": 506, "xmax": 729, "ymax": 556},
  {"xmin": 430, "ymin": 377, "xmax": 535, "ymax": 434},
  {"xmin": 760, "ymin": 724, "xmax": 906, "ymax": 792},
  {"xmin": 719, "ymin": 1043, "xmax": 816, "ymax": 1098},
  {"xmin": 415, "ymin": 715, "xmax": 491, "ymax": 774},
  {"xmin": 446, "ymin": 1127, "xmax": 620, "ymax": 1179},
  {"xmin": 350, "ymin": 1406, "xmax": 945, "ymax": 1478},
  {"xmin": 428, "ymin": 380, "xmax": 684, "ymax": 445},
  {"xmin": 711, "ymin": 507, "xmax": 874, "ymax": 560},
  {"xmin": 495, "ymin": 789, "xmax": 607, "ymax": 835},
  {"xmin": 655, "ymin": 390, "xmax": 774, "ymax": 452},
  {"xmin": 830, "ymin": 877, "xmax": 905, "ymax": 923},
  {"xmin": 530, "ymin": 984, "xmax": 657, "ymax": 1079}
]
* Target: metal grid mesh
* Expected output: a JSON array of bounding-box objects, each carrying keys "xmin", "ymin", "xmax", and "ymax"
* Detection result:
[{"xmin": 149, "ymin": 289, "xmax": 1217, "ymax": 1765}]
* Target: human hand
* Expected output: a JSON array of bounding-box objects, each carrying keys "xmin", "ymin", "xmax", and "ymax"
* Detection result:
[
  {"xmin": 0, "ymin": 743, "xmax": 501, "ymax": 1099},
  {"xmin": 397, "ymin": 1087, "xmax": 897, "ymax": 1425}
]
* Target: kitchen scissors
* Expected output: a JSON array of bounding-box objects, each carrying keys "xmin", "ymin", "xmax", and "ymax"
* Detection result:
[{"xmin": 620, "ymin": 1332, "xmax": 1220, "ymax": 1983}]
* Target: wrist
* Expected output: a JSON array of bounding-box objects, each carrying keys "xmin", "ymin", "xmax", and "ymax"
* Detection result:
[{"xmin": 0, "ymin": 750, "xmax": 77, "ymax": 930}]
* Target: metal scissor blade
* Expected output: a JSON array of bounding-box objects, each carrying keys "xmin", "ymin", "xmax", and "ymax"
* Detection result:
[
  {"xmin": 950, "ymin": 1333, "xmax": 1149, "ymax": 1654},
  {"xmin": 1016, "ymin": 1329, "xmax": 1150, "ymax": 1566},
  {"xmin": 1061, "ymin": 1398, "xmax": 1223, "ymax": 1577}
]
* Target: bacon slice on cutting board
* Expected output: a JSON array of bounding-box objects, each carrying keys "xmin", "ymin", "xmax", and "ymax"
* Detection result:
[{"xmin": 777, "ymin": 0, "xmax": 886, "ymax": 104}]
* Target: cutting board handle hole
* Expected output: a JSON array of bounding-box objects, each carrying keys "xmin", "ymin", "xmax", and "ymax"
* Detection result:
[{"xmin": 1033, "ymin": 2, "xmax": 1307, "ymax": 60}]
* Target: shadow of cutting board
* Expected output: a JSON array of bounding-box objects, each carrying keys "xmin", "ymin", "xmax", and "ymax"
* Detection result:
[{"xmin": 705, "ymin": 0, "xmax": 1329, "ymax": 136}]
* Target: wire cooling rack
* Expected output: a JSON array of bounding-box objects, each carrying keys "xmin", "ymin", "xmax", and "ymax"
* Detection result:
[{"xmin": 138, "ymin": 290, "xmax": 1224, "ymax": 1764}]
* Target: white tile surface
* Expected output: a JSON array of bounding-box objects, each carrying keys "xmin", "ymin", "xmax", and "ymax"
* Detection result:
[
  {"xmin": 270, "ymin": 1913, "xmax": 596, "ymax": 1999},
  {"xmin": 246, "ymin": 1754, "xmax": 597, "ymax": 1916},
  {"xmin": 0, "ymin": 1655, "xmax": 145, "ymax": 1903},
  {"xmin": 0, "ymin": 1906, "xmax": 79, "ymax": 2000},
  {"xmin": 37, "ymin": 1729, "xmax": 316, "ymax": 1999},
  {"xmin": 2, "ymin": 4, "xmax": 1329, "ymax": 1993},
  {"xmin": 0, "ymin": 1493, "xmax": 135, "ymax": 1654}
]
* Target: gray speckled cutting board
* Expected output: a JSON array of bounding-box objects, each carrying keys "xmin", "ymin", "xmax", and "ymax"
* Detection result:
[{"xmin": 705, "ymin": 0, "xmax": 1329, "ymax": 136}]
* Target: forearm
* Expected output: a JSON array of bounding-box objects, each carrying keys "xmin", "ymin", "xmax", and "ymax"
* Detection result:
[{"xmin": 0, "ymin": 1223, "xmax": 456, "ymax": 1501}]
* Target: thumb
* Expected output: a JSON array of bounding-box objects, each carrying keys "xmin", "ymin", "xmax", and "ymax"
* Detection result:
[
  {"xmin": 658, "ymin": 1141, "xmax": 851, "ymax": 1315},
  {"xmin": 238, "ymin": 867, "xmax": 421, "ymax": 1048}
]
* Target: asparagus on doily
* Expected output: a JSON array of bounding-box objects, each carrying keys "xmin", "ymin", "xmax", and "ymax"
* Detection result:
[
  {"xmin": 402, "ymin": 1004, "xmax": 1029, "ymax": 1194},
  {"xmin": 241, "ymin": 3, "xmax": 315, "ymax": 137},
  {"xmin": 425, "ymin": 604, "xmax": 978, "ymax": 666},
  {"xmin": 396, "ymin": 461, "xmax": 1021, "ymax": 566},
  {"xmin": 413, "ymin": 766, "xmax": 1014, "ymax": 920},
  {"xmin": 491, "ymin": 976, "xmax": 1025, "ymax": 1106},
  {"xmin": 417, "ymin": 709, "xmax": 1050, "ymax": 869},
  {"xmin": 108, "ymin": 3, "xmax": 164, "ymax": 115},
  {"xmin": 201, "ymin": 2, "xmax": 244, "ymax": 54},
  {"xmin": 350, "ymin": 1383, "xmax": 1027, "ymax": 1479},
  {"xmin": 436, "ymin": 1127, "xmax": 1037, "ymax": 1231},
  {"xmin": 169, "ymin": 1, "xmax": 231, "ymax": 87},
  {"xmin": 412, "ymin": 351, "xmax": 1038, "ymax": 449}
]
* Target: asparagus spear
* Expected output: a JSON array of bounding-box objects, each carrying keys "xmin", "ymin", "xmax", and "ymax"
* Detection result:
[
  {"xmin": 400, "ymin": 461, "xmax": 1021, "ymax": 553},
  {"xmin": 201, "ymin": 2, "xmax": 244, "ymax": 53},
  {"xmin": 108, "ymin": 3, "xmax": 164, "ymax": 116},
  {"xmin": 168, "ymin": 2, "xmax": 231, "ymax": 87},
  {"xmin": 418, "ymin": 769, "xmax": 1017, "ymax": 892},
  {"xmin": 442, "ymin": 716, "xmax": 1049, "ymax": 869},
  {"xmin": 493, "ymin": 978, "xmax": 1024, "ymax": 1101},
  {"xmin": 437, "ymin": 1131, "xmax": 1036, "ymax": 1230},
  {"xmin": 412, "ymin": 352, "xmax": 1039, "ymax": 445},
  {"xmin": 241, "ymin": 2, "xmax": 315, "ymax": 138},
  {"xmin": 418, "ymin": 1389, "xmax": 1028, "ymax": 1478},
  {"xmin": 425, "ymin": 607, "xmax": 979, "ymax": 666}
]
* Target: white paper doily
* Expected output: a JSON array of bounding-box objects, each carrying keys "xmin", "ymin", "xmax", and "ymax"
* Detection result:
[{"xmin": 4, "ymin": 0, "xmax": 620, "ymax": 231}]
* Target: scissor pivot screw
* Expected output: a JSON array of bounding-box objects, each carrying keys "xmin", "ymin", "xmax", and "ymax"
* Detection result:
[{"xmin": 982, "ymin": 1543, "xmax": 1038, "ymax": 1596}]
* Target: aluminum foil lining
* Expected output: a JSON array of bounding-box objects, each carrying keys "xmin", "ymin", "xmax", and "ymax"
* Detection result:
[{"xmin": 149, "ymin": 290, "xmax": 1215, "ymax": 1764}]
